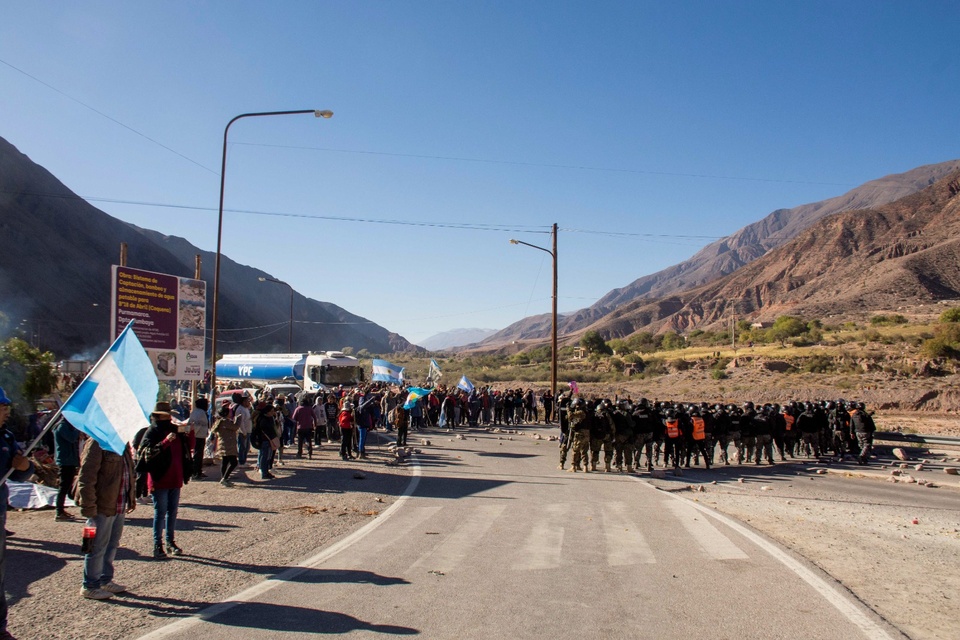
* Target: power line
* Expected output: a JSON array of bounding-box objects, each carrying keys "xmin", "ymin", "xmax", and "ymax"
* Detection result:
[
  {"xmin": 3, "ymin": 189, "xmax": 734, "ymax": 240},
  {"xmin": 0, "ymin": 58, "xmax": 219, "ymax": 175}
]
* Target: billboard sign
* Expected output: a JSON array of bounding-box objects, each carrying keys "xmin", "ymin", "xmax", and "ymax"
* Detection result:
[{"xmin": 111, "ymin": 265, "xmax": 207, "ymax": 381}]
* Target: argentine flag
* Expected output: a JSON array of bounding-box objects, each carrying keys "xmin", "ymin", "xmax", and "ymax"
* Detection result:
[
  {"xmin": 457, "ymin": 375, "xmax": 475, "ymax": 393},
  {"xmin": 403, "ymin": 386, "xmax": 432, "ymax": 410},
  {"xmin": 61, "ymin": 321, "xmax": 159, "ymax": 455},
  {"xmin": 427, "ymin": 359, "xmax": 442, "ymax": 384},
  {"xmin": 372, "ymin": 359, "xmax": 405, "ymax": 384}
]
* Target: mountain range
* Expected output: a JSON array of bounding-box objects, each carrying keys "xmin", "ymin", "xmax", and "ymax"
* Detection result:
[
  {"xmin": 0, "ymin": 136, "xmax": 413, "ymax": 359},
  {"xmin": 474, "ymin": 159, "xmax": 960, "ymax": 350},
  {"xmin": 5, "ymin": 131, "xmax": 960, "ymax": 360}
]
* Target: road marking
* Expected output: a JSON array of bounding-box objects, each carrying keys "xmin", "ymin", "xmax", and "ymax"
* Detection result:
[
  {"xmin": 136, "ymin": 462, "xmax": 423, "ymax": 640},
  {"xmin": 411, "ymin": 503, "xmax": 506, "ymax": 573},
  {"xmin": 634, "ymin": 478, "xmax": 897, "ymax": 640},
  {"xmin": 665, "ymin": 499, "xmax": 748, "ymax": 560},
  {"xmin": 601, "ymin": 501, "xmax": 656, "ymax": 566},
  {"xmin": 513, "ymin": 503, "xmax": 568, "ymax": 570}
]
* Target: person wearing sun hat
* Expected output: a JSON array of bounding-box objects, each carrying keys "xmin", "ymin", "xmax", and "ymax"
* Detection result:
[
  {"xmin": 0, "ymin": 387, "xmax": 34, "ymax": 639},
  {"xmin": 138, "ymin": 401, "xmax": 192, "ymax": 559}
]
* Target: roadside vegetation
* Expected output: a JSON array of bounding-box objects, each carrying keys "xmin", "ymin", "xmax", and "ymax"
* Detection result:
[{"xmin": 366, "ymin": 308, "xmax": 960, "ymax": 388}]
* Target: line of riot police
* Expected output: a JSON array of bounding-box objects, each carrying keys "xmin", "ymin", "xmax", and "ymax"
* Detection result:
[{"xmin": 555, "ymin": 395, "xmax": 877, "ymax": 473}]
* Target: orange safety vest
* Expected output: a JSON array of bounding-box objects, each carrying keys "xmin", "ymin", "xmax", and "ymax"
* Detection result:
[
  {"xmin": 666, "ymin": 418, "xmax": 680, "ymax": 439},
  {"xmin": 783, "ymin": 414, "xmax": 795, "ymax": 431},
  {"xmin": 692, "ymin": 416, "xmax": 706, "ymax": 441}
]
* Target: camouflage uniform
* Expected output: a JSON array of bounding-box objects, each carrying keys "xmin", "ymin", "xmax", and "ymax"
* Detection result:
[
  {"xmin": 568, "ymin": 402, "xmax": 590, "ymax": 472},
  {"xmin": 557, "ymin": 395, "xmax": 571, "ymax": 470}
]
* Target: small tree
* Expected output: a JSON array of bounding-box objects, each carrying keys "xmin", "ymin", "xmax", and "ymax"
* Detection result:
[
  {"xmin": 580, "ymin": 331, "xmax": 612, "ymax": 355},
  {"xmin": 769, "ymin": 316, "xmax": 806, "ymax": 346},
  {"xmin": 0, "ymin": 338, "xmax": 57, "ymax": 406}
]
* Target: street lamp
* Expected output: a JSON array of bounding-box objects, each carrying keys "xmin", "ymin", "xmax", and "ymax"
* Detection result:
[
  {"xmin": 210, "ymin": 109, "xmax": 333, "ymax": 399},
  {"xmin": 258, "ymin": 276, "xmax": 294, "ymax": 352},
  {"xmin": 509, "ymin": 223, "xmax": 558, "ymax": 401}
]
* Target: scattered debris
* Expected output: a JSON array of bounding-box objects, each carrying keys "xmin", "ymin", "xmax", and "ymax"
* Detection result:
[
  {"xmin": 912, "ymin": 519, "xmax": 920, "ymax": 525},
  {"xmin": 815, "ymin": 469, "xmax": 828, "ymax": 475},
  {"xmin": 425, "ymin": 532, "xmax": 440, "ymax": 535},
  {"xmin": 761, "ymin": 486, "xmax": 772, "ymax": 491},
  {"xmin": 428, "ymin": 570, "xmax": 445, "ymax": 576},
  {"xmin": 914, "ymin": 463, "xmax": 925, "ymax": 471},
  {"xmin": 891, "ymin": 470, "xmax": 902, "ymax": 476},
  {"xmin": 944, "ymin": 468, "xmax": 959, "ymax": 476},
  {"xmin": 892, "ymin": 448, "xmax": 909, "ymax": 461},
  {"xmin": 737, "ymin": 478, "xmax": 745, "ymax": 483},
  {"xmin": 353, "ymin": 472, "xmax": 366, "ymax": 480}
]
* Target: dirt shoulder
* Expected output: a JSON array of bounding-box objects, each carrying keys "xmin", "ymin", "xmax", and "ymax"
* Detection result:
[
  {"xmin": 5, "ymin": 436, "xmax": 414, "ymax": 640},
  {"xmin": 646, "ymin": 455, "xmax": 960, "ymax": 640}
]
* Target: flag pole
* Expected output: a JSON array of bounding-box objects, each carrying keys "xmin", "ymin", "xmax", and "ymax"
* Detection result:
[{"xmin": 0, "ymin": 320, "xmax": 138, "ymax": 488}]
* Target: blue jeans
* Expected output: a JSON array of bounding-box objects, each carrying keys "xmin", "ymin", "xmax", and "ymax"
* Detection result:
[
  {"xmin": 1, "ymin": 512, "xmax": 7, "ymax": 630},
  {"xmin": 152, "ymin": 487, "xmax": 181, "ymax": 545},
  {"xmin": 237, "ymin": 433, "xmax": 250, "ymax": 465},
  {"xmin": 83, "ymin": 513, "xmax": 125, "ymax": 589},
  {"xmin": 357, "ymin": 427, "xmax": 368, "ymax": 454},
  {"xmin": 258, "ymin": 445, "xmax": 275, "ymax": 476}
]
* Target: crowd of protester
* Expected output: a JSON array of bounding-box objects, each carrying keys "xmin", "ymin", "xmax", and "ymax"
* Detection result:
[{"xmin": 0, "ymin": 375, "xmax": 880, "ymax": 634}]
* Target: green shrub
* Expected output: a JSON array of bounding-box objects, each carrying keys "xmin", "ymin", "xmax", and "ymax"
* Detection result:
[
  {"xmin": 803, "ymin": 354, "xmax": 834, "ymax": 373},
  {"xmin": 940, "ymin": 308, "xmax": 960, "ymax": 323},
  {"xmin": 710, "ymin": 368, "xmax": 728, "ymax": 380}
]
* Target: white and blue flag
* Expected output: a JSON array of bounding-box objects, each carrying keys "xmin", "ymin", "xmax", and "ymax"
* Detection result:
[
  {"xmin": 457, "ymin": 375, "xmax": 475, "ymax": 393},
  {"xmin": 61, "ymin": 321, "xmax": 159, "ymax": 455},
  {"xmin": 372, "ymin": 359, "xmax": 405, "ymax": 385},
  {"xmin": 427, "ymin": 359, "xmax": 442, "ymax": 384}
]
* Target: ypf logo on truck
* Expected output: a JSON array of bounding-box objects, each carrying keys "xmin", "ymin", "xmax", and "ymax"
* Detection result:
[{"xmin": 239, "ymin": 365, "xmax": 253, "ymax": 377}]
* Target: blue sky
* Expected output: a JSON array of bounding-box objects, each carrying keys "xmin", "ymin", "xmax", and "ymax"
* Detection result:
[{"xmin": 2, "ymin": 2, "xmax": 958, "ymax": 346}]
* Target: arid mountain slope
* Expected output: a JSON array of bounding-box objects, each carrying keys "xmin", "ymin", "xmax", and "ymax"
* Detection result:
[
  {"xmin": 583, "ymin": 170, "xmax": 960, "ymax": 338},
  {"xmin": 478, "ymin": 160, "xmax": 960, "ymax": 348},
  {"xmin": 0, "ymin": 136, "xmax": 411, "ymax": 357}
]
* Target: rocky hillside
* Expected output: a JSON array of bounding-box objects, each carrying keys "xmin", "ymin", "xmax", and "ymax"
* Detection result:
[
  {"xmin": 583, "ymin": 170, "xmax": 960, "ymax": 338},
  {"xmin": 478, "ymin": 160, "xmax": 960, "ymax": 348},
  {"xmin": 0, "ymin": 136, "xmax": 412, "ymax": 358}
]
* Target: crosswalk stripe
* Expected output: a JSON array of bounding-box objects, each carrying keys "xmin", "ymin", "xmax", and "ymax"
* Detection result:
[
  {"xmin": 513, "ymin": 503, "xmax": 568, "ymax": 571},
  {"xmin": 602, "ymin": 501, "xmax": 656, "ymax": 566},
  {"xmin": 665, "ymin": 500, "xmax": 749, "ymax": 560},
  {"xmin": 411, "ymin": 504, "xmax": 507, "ymax": 573}
]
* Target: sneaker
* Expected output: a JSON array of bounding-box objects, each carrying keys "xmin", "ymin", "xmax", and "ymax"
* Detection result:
[
  {"xmin": 153, "ymin": 544, "xmax": 167, "ymax": 559},
  {"xmin": 55, "ymin": 511, "xmax": 77, "ymax": 522},
  {"xmin": 101, "ymin": 582, "xmax": 126, "ymax": 594},
  {"xmin": 166, "ymin": 542, "xmax": 183, "ymax": 556},
  {"xmin": 80, "ymin": 587, "xmax": 113, "ymax": 600},
  {"xmin": 219, "ymin": 478, "xmax": 234, "ymax": 487}
]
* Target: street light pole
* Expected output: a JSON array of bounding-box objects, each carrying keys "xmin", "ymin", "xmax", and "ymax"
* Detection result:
[
  {"xmin": 509, "ymin": 223, "xmax": 558, "ymax": 401},
  {"xmin": 210, "ymin": 109, "xmax": 333, "ymax": 399},
  {"xmin": 259, "ymin": 276, "xmax": 294, "ymax": 352}
]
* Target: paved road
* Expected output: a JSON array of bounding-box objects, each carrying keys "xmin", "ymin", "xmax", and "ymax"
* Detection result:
[{"xmin": 140, "ymin": 426, "xmax": 905, "ymax": 639}]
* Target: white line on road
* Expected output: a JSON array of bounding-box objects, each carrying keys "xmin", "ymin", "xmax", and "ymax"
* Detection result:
[
  {"xmin": 633, "ymin": 478, "xmax": 897, "ymax": 640},
  {"xmin": 601, "ymin": 501, "xmax": 656, "ymax": 566},
  {"xmin": 664, "ymin": 499, "xmax": 749, "ymax": 560},
  {"xmin": 513, "ymin": 502, "xmax": 568, "ymax": 570},
  {"xmin": 136, "ymin": 463, "xmax": 423, "ymax": 640}
]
